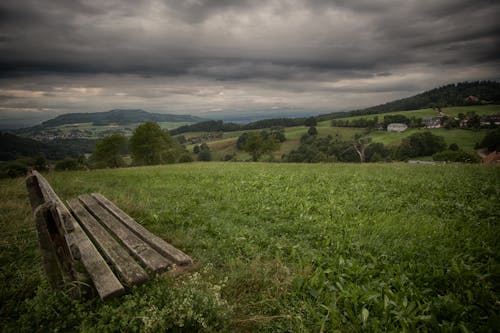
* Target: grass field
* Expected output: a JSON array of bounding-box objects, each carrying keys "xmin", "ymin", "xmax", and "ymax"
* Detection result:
[
  {"xmin": 368, "ymin": 128, "xmax": 487, "ymax": 151},
  {"xmin": 1, "ymin": 163, "xmax": 499, "ymax": 332}
]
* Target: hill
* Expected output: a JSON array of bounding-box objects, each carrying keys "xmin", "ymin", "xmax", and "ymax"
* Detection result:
[
  {"xmin": 318, "ymin": 80, "xmax": 500, "ymax": 121},
  {"xmin": 169, "ymin": 118, "xmax": 307, "ymax": 136},
  {"xmin": 41, "ymin": 109, "xmax": 206, "ymax": 127},
  {"xmin": 0, "ymin": 132, "xmax": 96, "ymax": 161},
  {"xmin": 1, "ymin": 163, "xmax": 498, "ymax": 331}
]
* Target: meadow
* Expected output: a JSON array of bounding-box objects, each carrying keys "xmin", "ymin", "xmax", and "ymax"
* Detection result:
[{"xmin": 1, "ymin": 163, "xmax": 499, "ymax": 332}]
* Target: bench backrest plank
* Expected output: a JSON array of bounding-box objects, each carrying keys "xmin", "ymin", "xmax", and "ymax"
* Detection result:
[
  {"xmin": 26, "ymin": 171, "xmax": 125, "ymax": 300},
  {"xmin": 92, "ymin": 193, "xmax": 193, "ymax": 266},
  {"xmin": 78, "ymin": 194, "xmax": 171, "ymax": 273},
  {"xmin": 68, "ymin": 199, "xmax": 150, "ymax": 287}
]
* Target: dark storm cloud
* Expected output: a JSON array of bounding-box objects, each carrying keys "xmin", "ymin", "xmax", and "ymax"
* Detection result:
[{"xmin": 0, "ymin": 0, "xmax": 499, "ymax": 119}]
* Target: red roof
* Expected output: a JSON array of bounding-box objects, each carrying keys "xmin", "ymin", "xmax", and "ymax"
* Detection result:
[{"xmin": 482, "ymin": 151, "xmax": 500, "ymax": 164}]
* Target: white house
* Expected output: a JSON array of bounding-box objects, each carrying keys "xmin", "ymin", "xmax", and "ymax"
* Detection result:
[{"xmin": 387, "ymin": 123, "xmax": 408, "ymax": 132}]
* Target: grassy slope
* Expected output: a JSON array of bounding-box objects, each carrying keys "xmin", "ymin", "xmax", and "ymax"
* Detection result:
[
  {"xmin": 1, "ymin": 163, "xmax": 499, "ymax": 332},
  {"xmin": 368, "ymin": 128, "xmax": 485, "ymax": 151}
]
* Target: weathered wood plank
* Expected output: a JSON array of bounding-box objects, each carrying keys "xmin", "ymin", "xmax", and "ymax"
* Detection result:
[
  {"xmin": 68, "ymin": 199, "xmax": 149, "ymax": 286},
  {"xmin": 79, "ymin": 194, "xmax": 171, "ymax": 273},
  {"xmin": 66, "ymin": 228, "xmax": 125, "ymax": 301},
  {"xmin": 27, "ymin": 171, "xmax": 125, "ymax": 301},
  {"xmin": 92, "ymin": 193, "xmax": 193, "ymax": 266},
  {"xmin": 33, "ymin": 202, "xmax": 64, "ymax": 289}
]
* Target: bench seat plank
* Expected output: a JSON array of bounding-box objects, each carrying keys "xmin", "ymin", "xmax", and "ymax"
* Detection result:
[
  {"xmin": 92, "ymin": 193, "xmax": 193, "ymax": 266},
  {"xmin": 78, "ymin": 194, "xmax": 171, "ymax": 273},
  {"xmin": 68, "ymin": 199, "xmax": 150, "ymax": 287}
]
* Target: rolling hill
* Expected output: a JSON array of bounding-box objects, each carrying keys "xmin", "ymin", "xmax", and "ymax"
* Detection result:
[
  {"xmin": 317, "ymin": 80, "xmax": 500, "ymax": 121},
  {"xmin": 0, "ymin": 132, "xmax": 96, "ymax": 161}
]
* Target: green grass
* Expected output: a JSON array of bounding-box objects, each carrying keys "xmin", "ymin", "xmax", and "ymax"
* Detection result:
[
  {"xmin": 1, "ymin": 163, "xmax": 499, "ymax": 332},
  {"xmin": 368, "ymin": 128, "xmax": 487, "ymax": 152}
]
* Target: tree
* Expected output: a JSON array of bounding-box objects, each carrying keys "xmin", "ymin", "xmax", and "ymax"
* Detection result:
[
  {"xmin": 305, "ymin": 116, "xmax": 317, "ymax": 127},
  {"xmin": 92, "ymin": 133, "xmax": 127, "ymax": 168},
  {"xmin": 307, "ymin": 126, "xmax": 318, "ymax": 136},
  {"xmin": 242, "ymin": 131, "xmax": 279, "ymax": 161},
  {"xmin": 193, "ymin": 145, "xmax": 200, "ymax": 154},
  {"xmin": 352, "ymin": 135, "xmax": 371, "ymax": 162},
  {"xmin": 129, "ymin": 122, "xmax": 179, "ymax": 165},
  {"xmin": 236, "ymin": 132, "xmax": 249, "ymax": 150},
  {"xmin": 365, "ymin": 142, "xmax": 391, "ymax": 162},
  {"xmin": 270, "ymin": 127, "xmax": 286, "ymax": 142},
  {"xmin": 479, "ymin": 129, "xmax": 500, "ymax": 152},
  {"xmin": 197, "ymin": 143, "xmax": 211, "ymax": 161},
  {"xmin": 395, "ymin": 132, "xmax": 447, "ymax": 159}
]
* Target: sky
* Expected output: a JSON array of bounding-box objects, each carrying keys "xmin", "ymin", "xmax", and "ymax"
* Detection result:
[{"xmin": 1, "ymin": 0, "xmax": 499, "ymax": 127}]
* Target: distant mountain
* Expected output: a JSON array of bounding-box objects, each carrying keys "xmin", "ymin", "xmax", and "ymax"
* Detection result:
[
  {"xmin": 0, "ymin": 132, "xmax": 96, "ymax": 161},
  {"xmin": 41, "ymin": 109, "xmax": 206, "ymax": 127},
  {"xmin": 318, "ymin": 80, "xmax": 500, "ymax": 121}
]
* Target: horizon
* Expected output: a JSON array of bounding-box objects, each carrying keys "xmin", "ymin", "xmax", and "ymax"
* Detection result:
[{"xmin": 1, "ymin": 1, "xmax": 499, "ymax": 128}]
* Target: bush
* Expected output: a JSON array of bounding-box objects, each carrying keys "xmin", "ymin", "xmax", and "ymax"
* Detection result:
[
  {"xmin": 479, "ymin": 129, "xmax": 500, "ymax": 152},
  {"xmin": 365, "ymin": 142, "xmax": 391, "ymax": 162},
  {"xmin": 198, "ymin": 144, "xmax": 212, "ymax": 162},
  {"xmin": 395, "ymin": 132, "xmax": 447, "ymax": 159},
  {"xmin": 307, "ymin": 126, "xmax": 318, "ymax": 136},
  {"xmin": 0, "ymin": 161, "xmax": 28, "ymax": 178},
  {"xmin": 55, "ymin": 158, "xmax": 81, "ymax": 171},
  {"xmin": 178, "ymin": 154, "xmax": 194, "ymax": 163},
  {"xmin": 432, "ymin": 150, "xmax": 480, "ymax": 163}
]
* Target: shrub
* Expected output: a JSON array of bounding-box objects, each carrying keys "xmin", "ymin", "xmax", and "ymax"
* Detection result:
[
  {"xmin": 55, "ymin": 158, "xmax": 81, "ymax": 171},
  {"xmin": 479, "ymin": 129, "xmax": 500, "ymax": 152},
  {"xmin": 178, "ymin": 154, "xmax": 194, "ymax": 163},
  {"xmin": 432, "ymin": 150, "xmax": 480, "ymax": 163},
  {"xmin": 0, "ymin": 161, "xmax": 28, "ymax": 178},
  {"xmin": 395, "ymin": 132, "xmax": 446, "ymax": 159}
]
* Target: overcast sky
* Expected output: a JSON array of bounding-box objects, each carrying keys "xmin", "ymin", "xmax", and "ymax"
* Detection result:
[{"xmin": 1, "ymin": 0, "xmax": 499, "ymax": 126}]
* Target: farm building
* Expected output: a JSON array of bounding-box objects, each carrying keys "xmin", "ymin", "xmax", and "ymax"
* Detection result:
[
  {"xmin": 422, "ymin": 118, "xmax": 441, "ymax": 128},
  {"xmin": 480, "ymin": 115, "xmax": 500, "ymax": 127},
  {"xmin": 387, "ymin": 123, "xmax": 408, "ymax": 132}
]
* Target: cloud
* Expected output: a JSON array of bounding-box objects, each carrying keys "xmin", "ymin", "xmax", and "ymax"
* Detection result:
[{"xmin": 0, "ymin": 0, "xmax": 499, "ymax": 122}]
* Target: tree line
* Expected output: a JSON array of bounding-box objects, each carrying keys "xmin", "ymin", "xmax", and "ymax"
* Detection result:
[
  {"xmin": 169, "ymin": 117, "xmax": 315, "ymax": 136},
  {"xmin": 284, "ymin": 128, "xmax": 481, "ymax": 163}
]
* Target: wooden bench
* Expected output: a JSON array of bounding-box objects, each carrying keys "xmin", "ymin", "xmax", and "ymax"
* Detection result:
[{"xmin": 26, "ymin": 170, "xmax": 192, "ymax": 300}]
